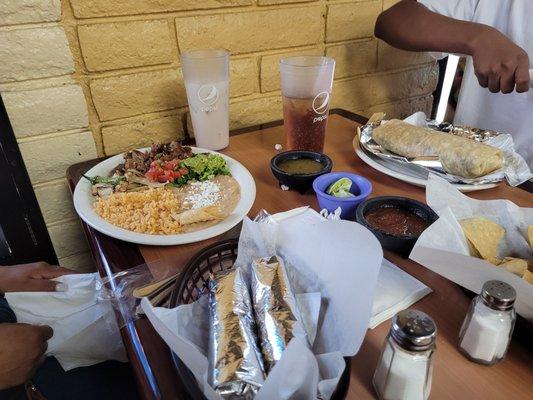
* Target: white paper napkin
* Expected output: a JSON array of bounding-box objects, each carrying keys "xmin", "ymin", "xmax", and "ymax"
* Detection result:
[
  {"xmin": 369, "ymin": 259, "xmax": 431, "ymax": 329},
  {"xmin": 5, "ymin": 273, "xmax": 127, "ymax": 370}
]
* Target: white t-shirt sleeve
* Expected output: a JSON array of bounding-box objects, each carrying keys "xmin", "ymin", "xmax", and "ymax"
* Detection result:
[
  {"xmin": 417, "ymin": 0, "xmax": 479, "ymax": 59},
  {"xmin": 417, "ymin": 0, "xmax": 478, "ymax": 22}
]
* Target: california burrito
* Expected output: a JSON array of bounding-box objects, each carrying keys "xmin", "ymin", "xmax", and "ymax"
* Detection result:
[
  {"xmin": 208, "ymin": 268, "xmax": 265, "ymax": 398},
  {"xmin": 250, "ymin": 256, "xmax": 308, "ymax": 373},
  {"xmin": 372, "ymin": 119, "xmax": 503, "ymax": 178}
]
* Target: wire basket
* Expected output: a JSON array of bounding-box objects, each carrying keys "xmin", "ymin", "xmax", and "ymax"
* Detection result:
[{"xmin": 169, "ymin": 239, "xmax": 351, "ymax": 399}]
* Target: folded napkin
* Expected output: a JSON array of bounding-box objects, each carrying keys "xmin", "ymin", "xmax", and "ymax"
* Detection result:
[
  {"xmin": 5, "ymin": 273, "xmax": 127, "ymax": 371},
  {"xmin": 369, "ymin": 259, "xmax": 431, "ymax": 328}
]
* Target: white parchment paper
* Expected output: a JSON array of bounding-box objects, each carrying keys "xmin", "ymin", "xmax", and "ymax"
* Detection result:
[
  {"xmin": 410, "ymin": 175, "xmax": 533, "ymax": 321},
  {"xmin": 142, "ymin": 209, "xmax": 383, "ymax": 399},
  {"xmin": 271, "ymin": 208, "xmax": 432, "ymax": 330}
]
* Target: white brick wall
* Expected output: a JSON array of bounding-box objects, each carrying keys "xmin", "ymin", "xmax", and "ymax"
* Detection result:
[
  {"xmin": 59, "ymin": 251, "xmax": 95, "ymax": 273},
  {"xmin": 3, "ymin": 84, "xmax": 89, "ymax": 137},
  {"xmin": 33, "ymin": 179, "xmax": 77, "ymax": 223},
  {"xmin": 18, "ymin": 130, "xmax": 97, "ymax": 184},
  {"xmin": 48, "ymin": 219, "xmax": 89, "ymax": 259},
  {"xmin": 0, "ymin": 0, "xmax": 60, "ymax": 26},
  {"xmin": 0, "ymin": 26, "xmax": 74, "ymax": 82},
  {"xmin": 0, "ymin": 3, "xmax": 96, "ymax": 271}
]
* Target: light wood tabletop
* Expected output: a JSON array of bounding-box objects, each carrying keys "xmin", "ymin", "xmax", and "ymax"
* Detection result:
[{"xmin": 68, "ymin": 110, "xmax": 532, "ymax": 400}]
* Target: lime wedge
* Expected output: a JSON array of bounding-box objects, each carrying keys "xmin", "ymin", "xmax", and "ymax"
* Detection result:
[
  {"xmin": 334, "ymin": 190, "xmax": 355, "ymax": 198},
  {"xmin": 327, "ymin": 177, "xmax": 355, "ymax": 197}
]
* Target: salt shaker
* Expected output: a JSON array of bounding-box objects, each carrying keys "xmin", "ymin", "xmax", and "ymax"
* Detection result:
[
  {"xmin": 373, "ymin": 309, "xmax": 437, "ymax": 400},
  {"xmin": 458, "ymin": 280, "xmax": 516, "ymax": 365}
]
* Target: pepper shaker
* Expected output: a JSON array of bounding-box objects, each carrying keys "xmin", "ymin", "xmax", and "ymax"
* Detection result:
[
  {"xmin": 373, "ymin": 309, "xmax": 437, "ymax": 400},
  {"xmin": 458, "ymin": 280, "xmax": 516, "ymax": 365}
]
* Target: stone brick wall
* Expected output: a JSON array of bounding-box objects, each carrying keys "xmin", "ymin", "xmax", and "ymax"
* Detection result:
[
  {"xmin": 0, "ymin": 0, "xmax": 438, "ymax": 271},
  {"xmin": 65, "ymin": 0, "xmax": 437, "ymax": 157},
  {"xmin": 0, "ymin": 1, "xmax": 96, "ymax": 271}
]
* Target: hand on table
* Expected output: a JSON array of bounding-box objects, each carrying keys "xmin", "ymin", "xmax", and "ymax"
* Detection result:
[
  {"xmin": 0, "ymin": 262, "xmax": 76, "ymax": 293},
  {"xmin": 470, "ymin": 26, "xmax": 530, "ymax": 94},
  {"xmin": 0, "ymin": 323, "xmax": 53, "ymax": 390}
]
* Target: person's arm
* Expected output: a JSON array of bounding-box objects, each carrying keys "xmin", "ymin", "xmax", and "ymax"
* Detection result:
[
  {"xmin": 375, "ymin": 0, "xmax": 530, "ymax": 93},
  {"xmin": 0, "ymin": 323, "xmax": 53, "ymax": 390},
  {"xmin": 0, "ymin": 268, "xmax": 56, "ymax": 390},
  {"xmin": 0, "ymin": 262, "xmax": 75, "ymax": 293}
]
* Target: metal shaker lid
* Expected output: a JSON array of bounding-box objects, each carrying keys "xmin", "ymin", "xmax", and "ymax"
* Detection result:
[
  {"xmin": 481, "ymin": 280, "xmax": 516, "ymax": 311},
  {"xmin": 391, "ymin": 309, "xmax": 437, "ymax": 351}
]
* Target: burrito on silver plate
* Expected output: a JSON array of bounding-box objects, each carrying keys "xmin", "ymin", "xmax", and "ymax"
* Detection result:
[
  {"xmin": 372, "ymin": 119, "xmax": 503, "ymax": 178},
  {"xmin": 251, "ymin": 256, "xmax": 308, "ymax": 372},
  {"xmin": 208, "ymin": 268, "xmax": 265, "ymax": 399}
]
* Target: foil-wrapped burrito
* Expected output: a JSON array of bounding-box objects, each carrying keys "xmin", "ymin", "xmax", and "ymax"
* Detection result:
[
  {"xmin": 251, "ymin": 256, "xmax": 308, "ymax": 372},
  {"xmin": 208, "ymin": 268, "xmax": 265, "ymax": 398}
]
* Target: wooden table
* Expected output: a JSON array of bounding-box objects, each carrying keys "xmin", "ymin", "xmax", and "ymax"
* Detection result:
[{"xmin": 67, "ymin": 110, "xmax": 532, "ymax": 400}]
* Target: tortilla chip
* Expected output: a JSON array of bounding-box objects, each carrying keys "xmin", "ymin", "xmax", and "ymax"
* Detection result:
[
  {"xmin": 523, "ymin": 267, "xmax": 533, "ymax": 284},
  {"xmin": 464, "ymin": 238, "xmax": 481, "ymax": 259},
  {"xmin": 499, "ymin": 257, "xmax": 528, "ymax": 277},
  {"xmin": 528, "ymin": 225, "xmax": 533, "ymax": 249},
  {"xmin": 459, "ymin": 217, "xmax": 505, "ymax": 264}
]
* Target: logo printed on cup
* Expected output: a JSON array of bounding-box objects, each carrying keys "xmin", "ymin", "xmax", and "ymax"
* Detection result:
[
  {"xmin": 312, "ymin": 91, "xmax": 330, "ymax": 123},
  {"xmin": 312, "ymin": 91, "xmax": 330, "ymax": 115},
  {"xmin": 197, "ymin": 84, "xmax": 219, "ymax": 112}
]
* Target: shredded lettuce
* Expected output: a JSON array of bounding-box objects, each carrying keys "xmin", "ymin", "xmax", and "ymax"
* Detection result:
[
  {"xmin": 179, "ymin": 153, "xmax": 231, "ymax": 181},
  {"xmin": 83, "ymin": 175, "xmax": 125, "ymax": 186}
]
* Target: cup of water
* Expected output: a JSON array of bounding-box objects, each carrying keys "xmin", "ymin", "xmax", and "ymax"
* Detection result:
[{"xmin": 181, "ymin": 49, "xmax": 230, "ymax": 150}]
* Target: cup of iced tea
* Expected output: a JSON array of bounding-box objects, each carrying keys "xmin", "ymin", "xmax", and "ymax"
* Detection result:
[{"xmin": 279, "ymin": 56, "xmax": 335, "ymax": 152}]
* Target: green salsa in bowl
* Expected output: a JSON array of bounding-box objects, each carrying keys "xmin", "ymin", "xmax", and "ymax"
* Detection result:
[{"xmin": 270, "ymin": 150, "xmax": 332, "ymax": 192}]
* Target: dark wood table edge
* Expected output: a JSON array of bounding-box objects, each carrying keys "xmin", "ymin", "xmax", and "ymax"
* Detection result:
[
  {"xmin": 66, "ymin": 187, "xmax": 159, "ymax": 399},
  {"xmin": 66, "ymin": 108, "xmax": 531, "ymax": 400}
]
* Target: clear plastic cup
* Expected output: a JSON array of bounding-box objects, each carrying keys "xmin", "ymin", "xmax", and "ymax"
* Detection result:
[
  {"xmin": 279, "ymin": 56, "xmax": 335, "ymax": 152},
  {"xmin": 181, "ymin": 49, "xmax": 230, "ymax": 150}
]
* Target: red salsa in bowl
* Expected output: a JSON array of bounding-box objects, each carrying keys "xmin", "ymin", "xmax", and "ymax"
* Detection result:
[
  {"xmin": 364, "ymin": 206, "xmax": 429, "ymax": 237},
  {"xmin": 356, "ymin": 196, "xmax": 439, "ymax": 256}
]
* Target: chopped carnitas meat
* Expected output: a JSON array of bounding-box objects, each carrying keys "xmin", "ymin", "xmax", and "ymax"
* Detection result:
[
  {"xmin": 112, "ymin": 142, "xmax": 192, "ymax": 176},
  {"xmin": 125, "ymin": 170, "xmax": 166, "ymax": 188},
  {"xmin": 92, "ymin": 183, "xmax": 114, "ymax": 198}
]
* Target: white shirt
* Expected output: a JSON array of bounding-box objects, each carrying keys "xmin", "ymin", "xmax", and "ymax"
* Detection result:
[{"xmin": 418, "ymin": 0, "xmax": 532, "ymax": 167}]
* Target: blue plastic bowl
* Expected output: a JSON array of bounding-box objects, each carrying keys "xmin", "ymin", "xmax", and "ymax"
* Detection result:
[{"xmin": 313, "ymin": 172, "xmax": 373, "ymax": 219}]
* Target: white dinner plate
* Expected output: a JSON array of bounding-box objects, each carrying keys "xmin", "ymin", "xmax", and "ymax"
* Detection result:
[
  {"xmin": 73, "ymin": 147, "xmax": 256, "ymax": 246},
  {"xmin": 353, "ymin": 137, "xmax": 498, "ymax": 193}
]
